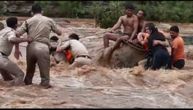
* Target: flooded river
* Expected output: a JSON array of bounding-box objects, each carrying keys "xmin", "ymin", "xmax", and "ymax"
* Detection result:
[{"xmin": 1, "ymin": 18, "xmax": 193, "ymax": 108}]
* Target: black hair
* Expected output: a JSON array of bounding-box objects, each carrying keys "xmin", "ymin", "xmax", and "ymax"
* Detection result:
[
  {"xmin": 138, "ymin": 9, "xmax": 145, "ymax": 16},
  {"xmin": 125, "ymin": 3, "xmax": 135, "ymax": 10},
  {"xmin": 50, "ymin": 36, "xmax": 59, "ymax": 41},
  {"xmin": 146, "ymin": 23, "xmax": 158, "ymax": 33},
  {"xmin": 6, "ymin": 17, "xmax": 18, "ymax": 29},
  {"xmin": 69, "ymin": 33, "xmax": 79, "ymax": 40},
  {"xmin": 170, "ymin": 25, "xmax": 179, "ymax": 33},
  {"xmin": 31, "ymin": 3, "xmax": 42, "ymax": 14}
]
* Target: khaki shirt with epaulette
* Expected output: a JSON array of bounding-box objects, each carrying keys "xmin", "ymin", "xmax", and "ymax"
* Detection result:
[{"xmin": 16, "ymin": 14, "xmax": 60, "ymax": 46}]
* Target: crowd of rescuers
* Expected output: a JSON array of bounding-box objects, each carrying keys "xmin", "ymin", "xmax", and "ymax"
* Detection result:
[{"xmin": 0, "ymin": 3, "xmax": 185, "ymax": 88}]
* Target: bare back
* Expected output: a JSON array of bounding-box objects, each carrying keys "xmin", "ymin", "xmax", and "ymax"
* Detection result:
[{"xmin": 121, "ymin": 15, "xmax": 138, "ymax": 35}]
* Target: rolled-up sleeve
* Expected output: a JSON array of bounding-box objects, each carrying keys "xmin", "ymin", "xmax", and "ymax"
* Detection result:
[
  {"xmin": 50, "ymin": 19, "xmax": 60, "ymax": 33},
  {"xmin": 7, "ymin": 31, "xmax": 16, "ymax": 41},
  {"xmin": 16, "ymin": 21, "xmax": 27, "ymax": 36},
  {"xmin": 60, "ymin": 41, "xmax": 70, "ymax": 50}
]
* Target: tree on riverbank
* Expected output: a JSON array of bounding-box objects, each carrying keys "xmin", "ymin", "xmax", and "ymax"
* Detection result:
[{"xmin": 1, "ymin": 1, "xmax": 193, "ymax": 28}]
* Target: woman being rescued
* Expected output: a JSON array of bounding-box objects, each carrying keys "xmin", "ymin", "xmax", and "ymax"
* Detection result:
[{"xmin": 137, "ymin": 23, "xmax": 170, "ymax": 70}]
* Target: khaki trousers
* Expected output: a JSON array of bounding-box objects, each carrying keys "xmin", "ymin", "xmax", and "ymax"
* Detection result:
[
  {"xmin": 0, "ymin": 54, "xmax": 24, "ymax": 85},
  {"xmin": 24, "ymin": 42, "xmax": 50, "ymax": 86},
  {"xmin": 70, "ymin": 57, "xmax": 91, "ymax": 68}
]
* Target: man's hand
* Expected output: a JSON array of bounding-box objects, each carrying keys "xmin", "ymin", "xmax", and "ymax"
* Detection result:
[
  {"xmin": 108, "ymin": 29, "xmax": 115, "ymax": 33},
  {"xmin": 27, "ymin": 37, "xmax": 33, "ymax": 43},
  {"xmin": 14, "ymin": 49, "xmax": 22, "ymax": 60},
  {"xmin": 153, "ymin": 40, "xmax": 160, "ymax": 46},
  {"xmin": 56, "ymin": 47, "xmax": 63, "ymax": 53},
  {"xmin": 127, "ymin": 38, "xmax": 133, "ymax": 43}
]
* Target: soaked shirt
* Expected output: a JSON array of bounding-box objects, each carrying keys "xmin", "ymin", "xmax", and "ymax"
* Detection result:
[
  {"xmin": 60, "ymin": 39, "xmax": 89, "ymax": 58},
  {"xmin": 0, "ymin": 27, "xmax": 15, "ymax": 56},
  {"xmin": 16, "ymin": 14, "xmax": 60, "ymax": 46},
  {"xmin": 172, "ymin": 36, "xmax": 185, "ymax": 62}
]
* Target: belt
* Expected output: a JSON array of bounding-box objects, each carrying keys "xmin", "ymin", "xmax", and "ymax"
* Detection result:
[
  {"xmin": 29, "ymin": 41, "xmax": 50, "ymax": 48},
  {"xmin": 76, "ymin": 55, "xmax": 91, "ymax": 59}
]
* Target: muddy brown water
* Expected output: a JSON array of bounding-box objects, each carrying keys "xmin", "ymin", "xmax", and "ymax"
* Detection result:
[{"xmin": 1, "ymin": 18, "xmax": 193, "ymax": 108}]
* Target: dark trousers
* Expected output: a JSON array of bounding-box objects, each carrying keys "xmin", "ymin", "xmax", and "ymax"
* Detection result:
[
  {"xmin": 151, "ymin": 49, "xmax": 170, "ymax": 70},
  {"xmin": 173, "ymin": 59, "xmax": 185, "ymax": 69}
]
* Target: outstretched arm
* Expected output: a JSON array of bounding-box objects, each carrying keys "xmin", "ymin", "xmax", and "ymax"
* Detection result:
[
  {"xmin": 14, "ymin": 44, "xmax": 22, "ymax": 60},
  {"xmin": 9, "ymin": 37, "xmax": 32, "ymax": 44},
  {"xmin": 15, "ymin": 21, "xmax": 27, "ymax": 38},
  {"xmin": 50, "ymin": 19, "xmax": 62, "ymax": 36},
  {"xmin": 110, "ymin": 16, "xmax": 122, "ymax": 32},
  {"xmin": 56, "ymin": 41, "xmax": 70, "ymax": 53},
  {"xmin": 153, "ymin": 40, "xmax": 169, "ymax": 47},
  {"xmin": 8, "ymin": 30, "xmax": 32, "ymax": 59},
  {"xmin": 10, "ymin": 37, "xmax": 32, "ymax": 60}
]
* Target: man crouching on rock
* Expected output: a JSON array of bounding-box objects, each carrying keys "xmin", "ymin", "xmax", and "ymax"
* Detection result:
[{"xmin": 56, "ymin": 33, "xmax": 92, "ymax": 69}]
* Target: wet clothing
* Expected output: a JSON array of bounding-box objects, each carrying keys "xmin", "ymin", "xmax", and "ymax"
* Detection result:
[
  {"xmin": 173, "ymin": 59, "xmax": 185, "ymax": 69},
  {"xmin": 171, "ymin": 36, "xmax": 185, "ymax": 63},
  {"xmin": 0, "ymin": 27, "xmax": 24, "ymax": 85},
  {"xmin": 60, "ymin": 39, "xmax": 91, "ymax": 68},
  {"xmin": 151, "ymin": 48, "xmax": 170, "ymax": 70},
  {"xmin": 0, "ymin": 53, "xmax": 24, "ymax": 85},
  {"xmin": 16, "ymin": 14, "xmax": 60, "ymax": 86},
  {"xmin": 25, "ymin": 42, "xmax": 50, "ymax": 85},
  {"xmin": 64, "ymin": 49, "xmax": 74, "ymax": 64},
  {"xmin": 145, "ymin": 31, "xmax": 170, "ymax": 70},
  {"xmin": 0, "ymin": 27, "xmax": 15, "ymax": 56},
  {"xmin": 60, "ymin": 39, "xmax": 89, "ymax": 58},
  {"xmin": 17, "ymin": 14, "xmax": 59, "ymax": 47}
]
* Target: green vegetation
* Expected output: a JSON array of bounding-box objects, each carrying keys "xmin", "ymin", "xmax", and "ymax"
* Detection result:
[{"xmin": 2, "ymin": 1, "xmax": 193, "ymax": 28}]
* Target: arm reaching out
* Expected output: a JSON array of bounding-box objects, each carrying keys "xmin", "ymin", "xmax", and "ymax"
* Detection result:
[
  {"xmin": 109, "ymin": 16, "xmax": 122, "ymax": 33},
  {"xmin": 14, "ymin": 44, "xmax": 22, "ymax": 60}
]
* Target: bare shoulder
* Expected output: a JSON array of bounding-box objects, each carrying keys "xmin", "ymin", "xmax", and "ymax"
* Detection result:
[
  {"xmin": 132, "ymin": 14, "xmax": 138, "ymax": 20},
  {"xmin": 119, "ymin": 15, "xmax": 125, "ymax": 20}
]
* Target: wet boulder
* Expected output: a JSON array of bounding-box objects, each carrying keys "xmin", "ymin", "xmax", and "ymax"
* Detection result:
[{"xmin": 97, "ymin": 42, "xmax": 146, "ymax": 68}]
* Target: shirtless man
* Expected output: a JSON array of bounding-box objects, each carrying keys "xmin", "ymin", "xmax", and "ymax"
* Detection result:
[
  {"xmin": 103, "ymin": 3, "xmax": 139, "ymax": 48},
  {"xmin": 137, "ymin": 9, "xmax": 147, "ymax": 33},
  {"xmin": 16, "ymin": 4, "xmax": 62, "ymax": 88}
]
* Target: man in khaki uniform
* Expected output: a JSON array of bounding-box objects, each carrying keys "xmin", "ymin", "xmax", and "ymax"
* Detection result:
[
  {"xmin": 0, "ymin": 17, "xmax": 32, "ymax": 86},
  {"xmin": 56, "ymin": 33, "xmax": 91, "ymax": 68},
  {"xmin": 16, "ymin": 4, "xmax": 62, "ymax": 88}
]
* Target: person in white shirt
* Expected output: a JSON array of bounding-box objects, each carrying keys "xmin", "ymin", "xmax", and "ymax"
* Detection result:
[
  {"xmin": 0, "ymin": 17, "xmax": 32, "ymax": 86},
  {"xmin": 56, "ymin": 33, "xmax": 91, "ymax": 68}
]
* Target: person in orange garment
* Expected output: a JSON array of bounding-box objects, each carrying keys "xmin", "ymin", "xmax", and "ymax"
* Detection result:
[
  {"xmin": 169, "ymin": 25, "xmax": 185, "ymax": 69},
  {"xmin": 153, "ymin": 25, "xmax": 185, "ymax": 69}
]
